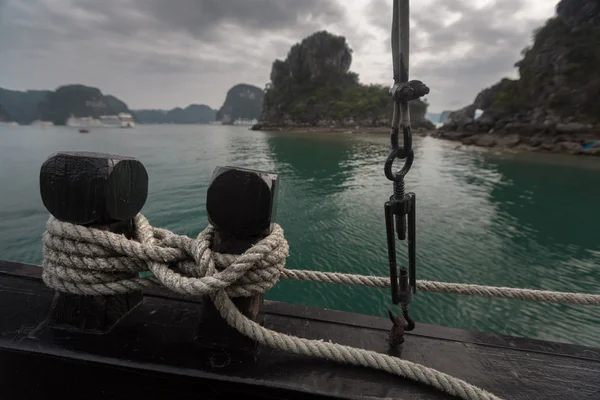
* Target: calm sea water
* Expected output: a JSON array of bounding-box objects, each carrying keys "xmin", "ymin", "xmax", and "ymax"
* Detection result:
[{"xmin": 1, "ymin": 124, "xmax": 599, "ymax": 347}]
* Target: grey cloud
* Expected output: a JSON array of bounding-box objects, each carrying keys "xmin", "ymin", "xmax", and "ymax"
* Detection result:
[
  {"xmin": 135, "ymin": 55, "xmax": 248, "ymax": 75},
  {"xmin": 0, "ymin": 0, "xmax": 556, "ymax": 112},
  {"xmin": 411, "ymin": 0, "xmax": 533, "ymax": 53},
  {"xmin": 138, "ymin": 0, "xmax": 346, "ymax": 38},
  {"xmin": 0, "ymin": 0, "xmax": 349, "ymax": 108},
  {"xmin": 367, "ymin": 0, "xmax": 553, "ymax": 110}
]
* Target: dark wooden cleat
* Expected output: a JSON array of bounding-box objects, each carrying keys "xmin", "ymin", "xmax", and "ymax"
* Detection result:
[
  {"xmin": 199, "ymin": 166, "xmax": 280, "ymax": 354},
  {"xmin": 39, "ymin": 151, "xmax": 148, "ymax": 333},
  {"xmin": 40, "ymin": 151, "xmax": 148, "ymax": 226},
  {"xmin": 207, "ymin": 166, "xmax": 279, "ymax": 239}
]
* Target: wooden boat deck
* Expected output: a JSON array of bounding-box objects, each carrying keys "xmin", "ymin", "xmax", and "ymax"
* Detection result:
[{"xmin": 1, "ymin": 259, "xmax": 599, "ymax": 399}]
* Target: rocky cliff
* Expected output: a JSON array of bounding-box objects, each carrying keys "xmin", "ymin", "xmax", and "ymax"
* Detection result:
[
  {"xmin": 438, "ymin": 0, "xmax": 600, "ymax": 155},
  {"xmin": 255, "ymin": 30, "xmax": 432, "ymax": 130},
  {"xmin": 216, "ymin": 84, "xmax": 263, "ymax": 124},
  {"xmin": 0, "ymin": 104, "xmax": 11, "ymax": 122},
  {"xmin": 38, "ymin": 85, "xmax": 133, "ymax": 125},
  {"xmin": 0, "ymin": 88, "xmax": 51, "ymax": 124}
]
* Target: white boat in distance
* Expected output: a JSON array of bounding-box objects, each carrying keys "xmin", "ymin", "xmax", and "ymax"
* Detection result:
[
  {"xmin": 119, "ymin": 113, "xmax": 135, "ymax": 128},
  {"xmin": 66, "ymin": 116, "xmax": 102, "ymax": 128},
  {"xmin": 99, "ymin": 115, "xmax": 121, "ymax": 127},
  {"xmin": 233, "ymin": 118, "xmax": 258, "ymax": 126},
  {"xmin": 32, "ymin": 120, "xmax": 54, "ymax": 127},
  {"xmin": 67, "ymin": 113, "xmax": 135, "ymax": 129}
]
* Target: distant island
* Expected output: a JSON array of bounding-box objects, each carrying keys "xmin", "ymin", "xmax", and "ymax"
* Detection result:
[
  {"xmin": 133, "ymin": 105, "xmax": 216, "ymax": 125},
  {"xmin": 133, "ymin": 84, "xmax": 264, "ymax": 125},
  {"xmin": 0, "ymin": 85, "xmax": 132, "ymax": 126},
  {"xmin": 40, "ymin": 85, "xmax": 132, "ymax": 125},
  {"xmin": 436, "ymin": 0, "xmax": 600, "ymax": 155},
  {"xmin": 216, "ymin": 84, "xmax": 263, "ymax": 125},
  {"xmin": 0, "ymin": 88, "xmax": 53, "ymax": 125},
  {"xmin": 0, "ymin": 83, "xmax": 264, "ymax": 126},
  {"xmin": 252, "ymin": 30, "xmax": 433, "ymax": 132}
]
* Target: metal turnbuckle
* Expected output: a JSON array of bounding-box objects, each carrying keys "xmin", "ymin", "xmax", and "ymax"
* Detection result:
[{"xmin": 384, "ymin": 178, "xmax": 416, "ymax": 325}]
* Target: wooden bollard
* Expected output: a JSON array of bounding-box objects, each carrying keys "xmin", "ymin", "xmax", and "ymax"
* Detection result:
[
  {"xmin": 198, "ymin": 166, "xmax": 279, "ymax": 354},
  {"xmin": 39, "ymin": 151, "xmax": 148, "ymax": 333}
]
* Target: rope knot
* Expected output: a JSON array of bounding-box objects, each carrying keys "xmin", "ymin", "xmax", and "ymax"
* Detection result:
[{"xmin": 42, "ymin": 214, "xmax": 289, "ymax": 298}]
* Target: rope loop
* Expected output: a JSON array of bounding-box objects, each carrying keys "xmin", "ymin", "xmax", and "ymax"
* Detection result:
[{"xmin": 42, "ymin": 214, "xmax": 289, "ymax": 298}]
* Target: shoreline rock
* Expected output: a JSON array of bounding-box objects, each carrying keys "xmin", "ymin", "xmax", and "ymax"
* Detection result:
[
  {"xmin": 433, "ymin": 127, "xmax": 600, "ymax": 156},
  {"xmin": 252, "ymin": 122, "xmax": 600, "ymax": 156}
]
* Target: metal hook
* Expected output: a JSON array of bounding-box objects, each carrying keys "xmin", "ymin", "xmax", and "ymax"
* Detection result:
[
  {"xmin": 387, "ymin": 308, "xmax": 407, "ymax": 346},
  {"xmin": 401, "ymin": 304, "xmax": 415, "ymax": 332},
  {"xmin": 387, "ymin": 306, "xmax": 415, "ymax": 347}
]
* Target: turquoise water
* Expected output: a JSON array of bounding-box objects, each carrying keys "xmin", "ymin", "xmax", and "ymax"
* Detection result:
[{"xmin": 1, "ymin": 124, "xmax": 600, "ymax": 347}]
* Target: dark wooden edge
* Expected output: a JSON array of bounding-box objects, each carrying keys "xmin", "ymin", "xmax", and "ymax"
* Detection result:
[
  {"xmin": 0, "ymin": 345, "xmax": 355, "ymax": 400},
  {"xmin": 265, "ymin": 301, "xmax": 600, "ymax": 362},
  {"xmin": 1, "ymin": 259, "xmax": 599, "ymax": 362}
]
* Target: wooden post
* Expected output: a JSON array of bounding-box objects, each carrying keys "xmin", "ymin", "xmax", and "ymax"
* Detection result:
[
  {"xmin": 198, "ymin": 166, "xmax": 279, "ymax": 353},
  {"xmin": 39, "ymin": 151, "xmax": 148, "ymax": 333}
]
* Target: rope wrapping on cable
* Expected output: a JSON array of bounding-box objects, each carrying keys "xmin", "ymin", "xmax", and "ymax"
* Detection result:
[{"xmin": 41, "ymin": 214, "xmax": 600, "ymax": 400}]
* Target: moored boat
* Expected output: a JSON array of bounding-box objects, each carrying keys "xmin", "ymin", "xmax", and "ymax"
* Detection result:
[
  {"xmin": 119, "ymin": 112, "xmax": 135, "ymax": 128},
  {"xmin": 99, "ymin": 115, "xmax": 122, "ymax": 127},
  {"xmin": 66, "ymin": 115, "xmax": 102, "ymax": 128},
  {"xmin": 32, "ymin": 120, "xmax": 54, "ymax": 129}
]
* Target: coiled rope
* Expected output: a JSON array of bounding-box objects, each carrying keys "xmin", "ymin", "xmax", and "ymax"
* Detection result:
[{"xmin": 42, "ymin": 214, "xmax": 600, "ymax": 400}]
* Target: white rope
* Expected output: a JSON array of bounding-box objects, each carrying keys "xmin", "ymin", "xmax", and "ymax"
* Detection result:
[
  {"xmin": 212, "ymin": 290, "xmax": 499, "ymax": 400},
  {"xmin": 281, "ymin": 270, "xmax": 600, "ymax": 306},
  {"xmin": 42, "ymin": 215, "xmax": 288, "ymax": 297},
  {"xmin": 41, "ymin": 214, "xmax": 600, "ymax": 400}
]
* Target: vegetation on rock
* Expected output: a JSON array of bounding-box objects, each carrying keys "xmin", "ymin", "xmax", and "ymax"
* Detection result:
[
  {"xmin": 103, "ymin": 95, "xmax": 130, "ymax": 115},
  {"xmin": 258, "ymin": 31, "xmax": 431, "ymax": 129},
  {"xmin": 134, "ymin": 104, "xmax": 216, "ymax": 124},
  {"xmin": 216, "ymin": 84, "xmax": 263, "ymax": 124}
]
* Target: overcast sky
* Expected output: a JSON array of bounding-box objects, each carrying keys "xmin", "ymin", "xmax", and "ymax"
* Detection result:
[{"xmin": 0, "ymin": 0, "xmax": 556, "ymax": 112}]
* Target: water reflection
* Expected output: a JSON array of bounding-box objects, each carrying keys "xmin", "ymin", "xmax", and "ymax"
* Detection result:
[
  {"xmin": 489, "ymin": 156, "xmax": 600, "ymax": 252},
  {"xmin": 264, "ymin": 132, "xmax": 366, "ymax": 309},
  {"xmin": 265, "ymin": 132, "xmax": 358, "ymax": 197},
  {"xmin": 421, "ymin": 145, "xmax": 600, "ymax": 345}
]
